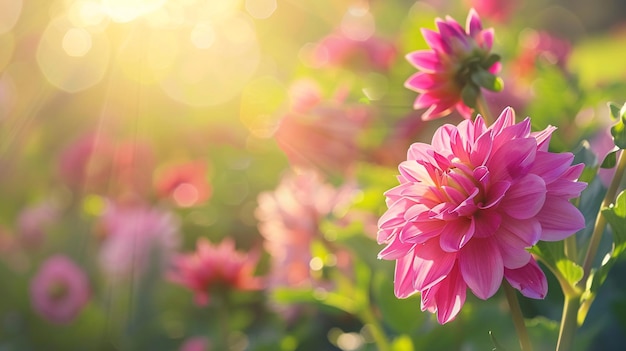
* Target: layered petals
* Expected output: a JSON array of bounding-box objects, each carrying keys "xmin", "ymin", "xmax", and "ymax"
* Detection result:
[
  {"xmin": 405, "ymin": 9, "xmax": 501, "ymax": 120},
  {"xmin": 377, "ymin": 107, "xmax": 586, "ymax": 324}
]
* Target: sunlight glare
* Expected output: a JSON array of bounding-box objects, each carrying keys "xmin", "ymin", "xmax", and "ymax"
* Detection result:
[
  {"xmin": 190, "ymin": 22, "xmax": 216, "ymax": 49},
  {"xmin": 245, "ymin": 0, "xmax": 277, "ymax": 19},
  {"xmin": 100, "ymin": 0, "xmax": 166, "ymax": 23},
  {"xmin": 62, "ymin": 28, "xmax": 93, "ymax": 57},
  {"xmin": 0, "ymin": 0, "xmax": 22, "ymax": 34}
]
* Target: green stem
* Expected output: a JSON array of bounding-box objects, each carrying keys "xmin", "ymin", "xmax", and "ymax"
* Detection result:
[
  {"xmin": 359, "ymin": 305, "xmax": 392, "ymax": 351},
  {"xmin": 503, "ymin": 281, "xmax": 533, "ymax": 351},
  {"xmin": 476, "ymin": 92, "xmax": 494, "ymax": 125},
  {"xmin": 579, "ymin": 150, "xmax": 626, "ymax": 288},
  {"xmin": 556, "ymin": 294, "xmax": 581, "ymax": 351}
]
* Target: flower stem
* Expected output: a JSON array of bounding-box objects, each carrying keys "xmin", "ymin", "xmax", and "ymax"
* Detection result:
[
  {"xmin": 476, "ymin": 93, "xmax": 494, "ymax": 125},
  {"xmin": 579, "ymin": 150, "xmax": 626, "ymax": 288},
  {"xmin": 359, "ymin": 305, "xmax": 392, "ymax": 351},
  {"xmin": 556, "ymin": 294, "xmax": 581, "ymax": 351},
  {"xmin": 503, "ymin": 280, "xmax": 533, "ymax": 351}
]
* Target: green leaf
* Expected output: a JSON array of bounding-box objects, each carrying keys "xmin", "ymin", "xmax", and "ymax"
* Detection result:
[
  {"xmin": 372, "ymin": 269, "xmax": 425, "ymax": 334},
  {"xmin": 482, "ymin": 53, "xmax": 501, "ymax": 70},
  {"xmin": 470, "ymin": 69, "xmax": 503, "ymax": 92},
  {"xmin": 608, "ymin": 102, "xmax": 622, "ymax": 120},
  {"xmin": 461, "ymin": 84, "xmax": 479, "ymax": 108},
  {"xmin": 572, "ymin": 140, "xmax": 599, "ymax": 184},
  {"xmin": 531, "ymin": 241, "xmax": 583, "ymax": 287},
  {"xmin": 601, "ymin": 148, "xmax": 620, "ymax": 168},
  {"xmin": 611, "ymin": 116, "xmax": 626, "ymax": 149}
]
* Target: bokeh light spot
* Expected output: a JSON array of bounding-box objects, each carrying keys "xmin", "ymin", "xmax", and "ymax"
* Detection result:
[
  {"xmin": 37, "ymin": 17, "xmax": 110, "ymax": 92},
  {"xmin": 245, "ymin": 0, "xmax": 277, "ymax": 19},
  {"xmin": 100, "ymin": 0, "xmax": 166, "ymax": 23},
  {"xmin": 62, "ymin": 28, "xmax": 93, "ymax": 57},
  {"xmin": 340, "ymin": 8, "xmax": 375, "ymax": 41},
  {"xmin": 0, "ymin": 0, "xmax": 22, "ymax": 34},
  {"xmin": 190, "ymin": 22, "xmax": 216, "ymax": 49},
  {"xmin": 173, "ymin": 183, "xmax": 199, "ymax": 207},
  {"xmin": 240, "ymin": 75, "xmax": 286, "ymax": 138}
]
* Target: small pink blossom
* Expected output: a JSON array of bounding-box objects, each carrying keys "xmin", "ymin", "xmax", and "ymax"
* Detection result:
[
  {"xmin": 179, "ymin": 336, "xmax": 211, "ymax": 351},
  {"xmin": 274, "ymin": 91, "xmax": 370, "ymax": 174},
  {"xmin": 154, "ymin": 161, "xmax": 212, "ymax": 208},
  {"xmin": 512, "ymin": 30, "xmax": 571, "ymax": 79},
  {"xmin": 405, "ymin": 9, "xmax": 501, "ymax": 120},
  {"xmin": 312, "ymin": 33, "xmax": 397, "ymax": 71},
  {"xmin": 377, "ymin": 107, "xmax": 586, "ymax": 324},
  {"xmin": 98, "ymin": 203, "xmax": 180, "ymax": 279},
  {"xmin": 16, "ymin": 201, "xmax": 59, "ymax": 250},
  {"xmin": 30, "ymin": 255, "xmax": 90, "ymax": 324},
  {"xmin": 168, "ymin": 238, "xmax": 262, "ymax": 306},
  {"xmin": 464, "ymin": 0, "xmax": 517, "ymax": 22},
  {"xmin": 256, "ymin": 170, "xmax": 355, "ymax": 288}
]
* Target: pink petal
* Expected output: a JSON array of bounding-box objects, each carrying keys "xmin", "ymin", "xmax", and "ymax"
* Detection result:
[
  {"xmin": 413, "ymin": 239, "xmax": 457, "ymax": 291},
  {"xmin": 398, "ymin": 161, "xmax": 430, "ymax": 183},
  {"xmin": 378, "ymin": 199, "xmax": 410, "ymax": 232},
  {"xmin": 469, "ymin": 130, "xmax": 493, "ymax": 166},
  {"xmin": 490, "ymin": 107, "xmax": 515, "ymax": 136},
  {"xmin": 394, "ymin": 251, "xmax": 418, "ymax": 298},
  {"xmin": 412, "ymin": 92, "xmax": 440, "ymax": 108},
  {"xmin": 500, "ymin": 216, "xmax": 542, "ymax": 247},
  {"xmin": 440, "ymin": 217, "xmax": 475, "ymax": 252},
  {"xmin": 421, "ymin": 28, "xmax": 447, "ymax": 53},
  {"xmin": 500, "ymin": 174, "xmax": 547, "ymax": 219},
  {"xmin": 466, "ymin": 8, "xmax": 483, "ymax": 36},
  {"xmin": 504, "ymin": 258, "xmax": 547, "ymax": 299},
  {"xmin": 497, "ymin": 227, "xmax": 532, "ymax": 269},
  {"xmin": 406, "ymin": 51, "xmax": 441, "ymax": 72},
  {"xmin": 473, "ymin": 209, "xmax": 501, "ymax": 238},
  {"xmin": 405, "ymin": 73, "xmax": 438, "ymax": 92},
  {"xmin": 481, "ymin": 180, "xmax": 510, "ymax": 209},
  {"xmin": 378, "ymin": 236, "xmax": 414, "ymax": 260},
  {"xmin": 431, "ymin": 124, "xmax": 455, "ymax": 153},
  {"xmin": 531, "ymin": 151, "xmax": 575, "ymax": 183},
  {"xmin": 477, "ymin": 28, "xmax": 494, "ymax": 50},
  {"xmin": 459, "ymin": 238, "xmax": 503, "ymax": 299},
  {"xmin": 407, "ymin": 142, "xmax": 434, "ymax": 161},
  {"xmin": 536, "ymin": 197, "xmax": 586, "ymax": 241},
  {"xmin": 488, "ymin": 138, "xmax": 537, "ymax": 180},
  {"xmin": 400, "ymin": 219, "xmax": 444, "ymax": 244},
  {"xmin": 425, "ymin": 266, "xmax": 467, "ymax": 324},
  {"xmin": 531, "ymin": 125, "xmax": 557, "ymax": 152},
  {"xmin": 547, "ymin": 178, "xmax": 587, "ymax": 198}
]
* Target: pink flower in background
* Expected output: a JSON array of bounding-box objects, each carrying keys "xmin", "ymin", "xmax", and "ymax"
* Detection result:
[
  {"xmin": 169, "ymin": 238, "xmax": 262, "ymax": 306},
  {"xmin": 377, "ymin": 107, "xmax": 586, "ymax": 324},
  {"xmin": 256, "ymin": 170, "xmax": 355, "ymax": 288},
  {"xmin": 464, "ymin": 0, "xmax": 517, "ymax": 22},
  {"xmin": 17, "ymin": 201, "xmax": 59, "ymax": 250},
  {"xmin": 405, "ymin": 9, "xmax": 500, "ymax": 120},
  {"xmin": 312, "ymin": 33, "xmax": 397, "ymax": 71},
  {"xmin": 155, "ymin": 161, "xmax": 212, "ymax": 208},
  {"xmin": 179, "ymin": 336, "xmax": 211, "ymax": 351},
  {"xmin": 30, "ymin": 255, "xmax": 90, "ymax": 324},
  {"xmin": 512, "ymin": 30, "xmax": 572, "ymax": 79},
  {"xmin": 98, "ymin": 204, "xmax": 179, "ymax": 279},
  {"xmin": 58, "ymin": 132, "xmax": 115, "ymax": 193},
  {"xmin": 274, "ymin": 95, "xmax": 370, "ymax": 174}
]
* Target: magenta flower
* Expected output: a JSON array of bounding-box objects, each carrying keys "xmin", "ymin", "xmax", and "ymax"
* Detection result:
[
  {"xmin": 405, "ymin": 9, "xmax": 501, "ymax": 120},
  {"xmin": 168, "ymin": 238, "xmax": 262, "ymax": 306},
  {"xmin": 98, "ymin": 203, "xmax": 180, "ymax": 279},
  {"xmin": 377, "ymin": 107, "xmax": 587, "ymax": 324},
  {"xmin": 256, "ymin": 170, "xmax": 356, "ymax": 288},
  {"xmin": 30, "ymin": 255, "xmax": 90, "ymax": 324},
  {"xmin": 154, "ymin": 161, "xmax": 212, "ymax": 208},
  {"xmin": 179, "ymin": 336, "xmax": 211, "ymax": 351}
]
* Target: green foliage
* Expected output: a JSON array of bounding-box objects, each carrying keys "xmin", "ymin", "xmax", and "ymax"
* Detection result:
[{"xmin": 609, "ymin": 102, "xmax": 626, "ymax": 149}]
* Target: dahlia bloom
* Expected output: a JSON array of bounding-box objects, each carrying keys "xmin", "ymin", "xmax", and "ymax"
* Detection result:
[
  {"xmin": 274, "ymin": 89, "xmax": 370, "ymax": 174},
  {"xmin": 30, "ymin": 255, "xmax": 90, "ymax": 324},
  {"xmin": 154, "ymin": 161, "xmax": 212, "ymax": 208},
  {"xmin": 256, "ymin": 170, "xmax": 356, "ymax": 288},
  {"xmin": 98, "ymin": 203, "xmax": 180, "ymax": 279},
  {"xmin": 168, "ymin": 238, "xmax": 262, "ymax": 306},
  {"xmin": 405, "ymin": 9, "xmax": 501, "ymax": 120},
  {"xmin": 377, "ymin": 107, "xmax": 586, "ymax": 324}
]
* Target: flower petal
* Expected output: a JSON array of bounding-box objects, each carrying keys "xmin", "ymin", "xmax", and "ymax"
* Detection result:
[
  {"xmin": 393, "ymin": 251, "xmax": 418, "ymax": 298},
  {"xmin": 406, "ymin": 51, "xmax": 441, "ymax": 72},
  {"xmin": 504, "ymin": 258, "xmax": 547, "ymax": 299},
  {"xmin": 459, "ymin": 238, "xmax": 503, "ymax": 299},
  {"xmin": 536, "ymin": 197, "xmax": 586, "ymax": 241},
  {"xmin": 423, "ymin": 265, "xmax": 467, "ymax": 324},
  {"xmin": 413, "ymin": 239, "xmax": 457, "ymax": 291},
  {"xmin": 497, "ymin": 227, "xmax": 532, "ymax": 269},
  {"xmin": 440, "ymin": 217, "xmax": 475, "ymax": 252},
  {"xmin": 488, "ymin": 138, "xmax": 537, "ymax": 180},
  {"xmin": 500, "ymin": 174, "xmax": 546, "ymax": 219},
  {"xmin": 378, "ymin": 236, "xmax": 414, "ymax": 260}
]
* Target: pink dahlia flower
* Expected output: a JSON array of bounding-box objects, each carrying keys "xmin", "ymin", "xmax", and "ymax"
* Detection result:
[
  {"xmin": 98, "ymin": 203, "xmax": 180, "ymax": 279},
  {"xmin": 154, "ymin": 161, "xmax": 212, "ymax": 208},
  {"xmin": 256, "ymin": 170, "xmax": 356, "ymax": 288},
  {"xmin": 377, "ymin": 107, "xmax": 587, "ymax": 324},
  {"xmin": 179, "ymin": 336, "xmax": 211, "ymax": 351},
  {"xmin": 168, "ymin": 238, "xmax": 262, "ymax": 306},
  {"xmin": 30, "ymin": 255, "xmax": 90, "ymax": 324},
  {"xmin": 405, "ymin": 9, "xmax": 501, "ymax": 120}
]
